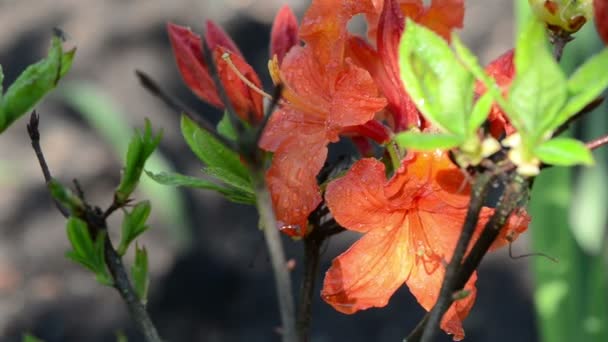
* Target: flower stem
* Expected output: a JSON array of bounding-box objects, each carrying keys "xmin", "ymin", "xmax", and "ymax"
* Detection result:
[
  {"xmin": 251, "ymin": 174, "xmax": 298, "ymax": 342},
  {"xmin": 297, "ymin": 235, "xmax": 322, "ymax": 342},
  {"xmin": 417, "ymin": 172, "xmax": 493, "ymax": 342}
]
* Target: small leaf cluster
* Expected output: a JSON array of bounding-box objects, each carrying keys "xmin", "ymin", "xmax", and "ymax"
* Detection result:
[
  {"xmin": 396, "ymin": 18, "xmax": 608, "ymax": 175},
  {"xmin": 51, "ymin": 121, "xmax": 161, "ymax": 303},
  {"xmin": 500, "ymin": 18, "xmax": 607, "ymax": 174},
  {"xmin": 0, "ymin": 35, "xmax": 75, "ymax": 133},
  {"xmin": 115, "ymin": 119, "xmax": 162, "ymax": 204},
  {"xmin": 147, "ymin": 113, "xmax": 255, "ymax": 204}
]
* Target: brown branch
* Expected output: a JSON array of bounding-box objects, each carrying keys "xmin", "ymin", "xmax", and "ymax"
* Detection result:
[
  {"xmin": 417, "ymin": 172, "xmax": 493, "ymax": 341},
  {"xmin": 135, "ymin": 69, "xmax": 237, "ymax": 152},
  {"xmin": 586, "ymin": 134, "xmax": 608, "ymax": 151}
]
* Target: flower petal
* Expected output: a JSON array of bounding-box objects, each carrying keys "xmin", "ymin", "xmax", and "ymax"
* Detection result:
[
  {"xmin": 205, "ymin": 20, "xmax": 242, "ymax": 56},
  {"xmin": 270, "ymin": 5, "xmax": 300, "ymax": 64},
  {"xmin": 326, "ymin": 158, "xmax": 406, "ymax": 233},
  {"xmin": 475, "ymin": 49, "xmax": 516, "ymax": 137},
  {"xmin": 322, "ymin": 223, "xmax": 412, "ymax": 313},
  {"xmin": 214, "ymin": 47, "xmax": 264, "ymax": 122},
  {"xmin": 266, "ymin": 133, "xmax": 328, "ymax": 233},
  {"xmin": 417, "ymin": 0, "xmax": 465, "ymax": 41},
  {"xmin": 167, "ymin": 23, "xmax": 222, "ymax": 108},
  {"xmin": 595, "ymin": 0, "xmax": 608, "ymax": 44},
  {"xmin": 299, "ymin": 0, "xmax": 381, "ymax": 77},
  {"xmin": 329, "ymin": 60, "xmax": 388, "ymax": 129}
]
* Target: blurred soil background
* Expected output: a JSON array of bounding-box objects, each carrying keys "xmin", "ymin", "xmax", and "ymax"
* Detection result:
[{"xmin": 0, "ymin": 0, "xmax": 538, "ymax": 341}]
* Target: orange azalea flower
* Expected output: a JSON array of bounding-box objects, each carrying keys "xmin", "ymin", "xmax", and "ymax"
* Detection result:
[
  {"xmin": 475, "ymin": 49, "xmax": 516, "ymax": 138},
  {"xmin": 348, "ymin": 0, "xmax": 464, "ymax": 130},
  {"xmin": 259, "ymin": 0, "xmax": 388, "ymax": 236},
  {"xmin": 596, "ymin": 0, "xmax": 608, "ymax": 44},
  {"xmin": 322, "ymin": 150, "xmax": 529, "ymax": 340},
  {"xmin": 167, "ymin": 21, "xmax": 264, "ymax": 123}
]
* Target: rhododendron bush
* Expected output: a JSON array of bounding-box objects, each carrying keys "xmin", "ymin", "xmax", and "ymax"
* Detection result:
[{"xmin": 2, "ymin": 0, "xmax": 608, "ymax": 341}]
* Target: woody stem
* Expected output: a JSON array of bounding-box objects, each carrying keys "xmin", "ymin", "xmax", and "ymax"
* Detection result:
[
  {"xmin": 297, "ymin": 234, "xmax": 322, "ymax": 342},
  {"xmin": 415, "ymin": 172, "xmax": 493, "ymax": 342},
  {"xmin": 251, "ymin": 173, "xmax": 298, "ymax": 342}
]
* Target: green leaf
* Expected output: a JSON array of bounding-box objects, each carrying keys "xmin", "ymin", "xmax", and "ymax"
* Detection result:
[
  {"xmin": 181, "ymin": 115, "xmax": 248, "ymax": 180},
  {"xmin": 468, "ymin": 91, "xmax": 494, "ymax": 133},
  {"xmin": 0, "ymin": 35, "xmax": 75, "ymax": 133},
  {"xmin": 48, "ymin": 179, "xmax": 84, "ymax": 215},
  {"xmin": 146, "ymin": 170, "xmax": 255, "ymax": 204},
  {"xmin": 534, "ymin": 137, "xmax": 594, "ymax": 166},
  {"xmin": 115, "ymin": 119, "xmax": 162, "ymax": 203},
  {"xmin": 551, "ymin": 49, "xmax": 608, "ymax": 131},
  {"xmin": 117, "ymin": 201, "xmax": 151, "ymax": 256},
  {"xmin": 514, "ymin": 18, "xmax": 548, "ymax": 73},
  {"xmin": 508, "ymin": 54, "xmax": 567, "ymax": 137},
  {"xmin": 217, "ymin": 111, "xmax": 237, "ymax": 141},
  {"xmin": 452, "ymin": 36, "xmax": 514, "ymax": 126},
  {"xmin": 395, "ymin": 131, "xmax": 462, "ymax": 150},
  {"xmin": 398, "ymin": 20, "xmax": 473, "ymax": 136},
  {"xmin": 131, "ymin": 244, "xmax": 149, "ymax": 304},
  {"xmin": 22, "ymin": 334, "xmax": 44, "ymax": 342},
  {"xmin": 65, "ymin": 217, "xmax": 113, "ymax": 286},
  {"xmin": 202, "ymin": 166, "xmax": 253, "ymax": 194}
]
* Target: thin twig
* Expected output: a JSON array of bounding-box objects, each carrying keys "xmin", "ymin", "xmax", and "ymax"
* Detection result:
[
  {"xmin": 27, "ymin": 111, "xmax": 70, "ymax": 217},
  {"xmin": 27, "ymin": 112, "xmax": 163, "ymax": 342},
  {"xmin": 134, "ymin": 70, "xmax": 237, "ymax": 152},
  {"xmin": 586, "ymin": 134, "xmax": 608, "ymax": 151},
  {"xmin": 104, "ymin": 237, "xmax": 162, "ymax": 342},
  {"xmin": 418, "ymin": 172, "xmax": 493, "ymax": 342}
]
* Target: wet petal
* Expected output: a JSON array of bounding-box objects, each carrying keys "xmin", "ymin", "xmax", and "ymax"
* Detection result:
[
  {"xmin": 266, "ymin": 133, "xmax": 328, "ymax": 232},
  {"xmin": 167, "ymin": 23, "xmax": 222, "ymax": 108},
  {"xmin": 326, "ymin": 158, "xmax": 407, "ymax": 233},
  {"xmin": 405, "ymin": 209, "xmax": 478, "ymax": 341},
  {"xmin": 322, "ymin": 223, "xmax": 412, "ymax": 313},
  {"xmin": 270, "ymin": 5, "xmax": 300, "ymax": 64},
  {"xmin": 329, "ymin": 60, "xmax": 387, "ymax": 129}
]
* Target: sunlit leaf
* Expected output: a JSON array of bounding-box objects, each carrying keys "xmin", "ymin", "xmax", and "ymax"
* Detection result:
[
  {"xmin": 398, "ymin": 20, "xmax": 473, "ymax": 136},
  {"xmin": 395, "ymin": 131, "xmax": 462, "ymax": 150},
  {"xmin": 534, "ymin": 137, "xmax": 594, "ymax": 166}
]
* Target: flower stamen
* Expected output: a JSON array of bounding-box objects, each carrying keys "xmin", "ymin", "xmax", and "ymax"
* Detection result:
[{"xmin": 222, "ymin": 52, "xmax": 273, "ymax": 100}]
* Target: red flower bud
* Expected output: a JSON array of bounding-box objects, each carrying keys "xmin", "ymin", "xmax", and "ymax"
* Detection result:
[
  {"xmin": 270, "ymin": 5, "xmax": 299, "ymax": 65},
  {"xmin": 595, "ymin": 0, "xmax": 608, "ymax": 44}
]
